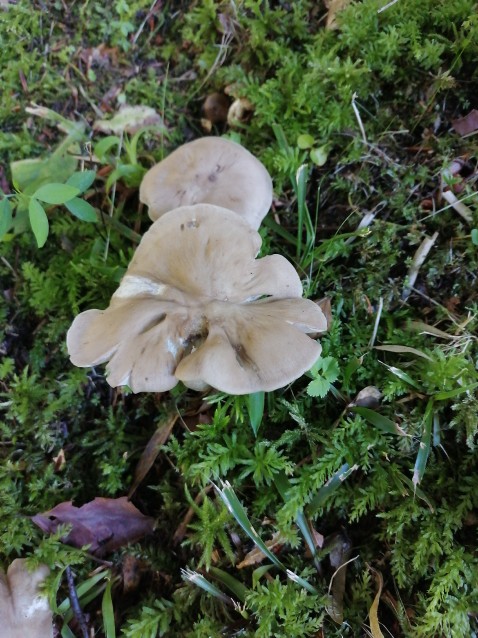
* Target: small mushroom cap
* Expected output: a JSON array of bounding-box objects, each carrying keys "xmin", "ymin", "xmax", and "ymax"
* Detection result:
[
  {"xmin": 139, "ymin": 137, "xmax": 273, "ymax": 230},
  {"xmin": 67, "ymin": 204, "xmax": 327, "ymax": 394}
]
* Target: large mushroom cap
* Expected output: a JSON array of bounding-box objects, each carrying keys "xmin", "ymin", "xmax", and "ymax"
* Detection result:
[
  {"xmin": 139, "ymin": 137, "xmax": 273, "ymax": 230},
  {"xmin": 67, "ymin": 204, "xmax": 327, "ymax": 395}
]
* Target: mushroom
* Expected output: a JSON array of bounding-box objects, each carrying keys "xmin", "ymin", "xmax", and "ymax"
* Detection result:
[
  {"xmin": 0, "ymin": 559, "xmax": 53, "ymax": 638},
  {"xmin": 139, "ymin": 137, "xmax": 273, "ymax": 230},
  {"xmin": 67, "ymin": 204, "xmax": 327, "ymax": 395}
]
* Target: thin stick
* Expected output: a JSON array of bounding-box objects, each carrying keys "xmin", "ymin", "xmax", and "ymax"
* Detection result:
[
  {"xmin": 369, "ymin": 297, "xmax": 384, "ymax": 348},
  {"xmin": 65, "ymin": 566, "xmax": 89, "ymax": 638},
  {"xmin": 103, "ymin": 130, "xmax": 124, "ymax": 262},
  {"xmin": 402, "ymin": 232, "xmax": 439, "ymax": 301},
  {"xmin": 132, "ymin": 0, "xmax": 161, "ymax": 46},
  {"xmin": 441, "ymin": 190, "xmax": 473, "ymax": 224},
  {"xmin": 351, "ymin": 92, "xmax": 367, "ymax": 144},
  {"xmin": 377, "ymin": 0, "xmax": 400, "ymax": 13}
]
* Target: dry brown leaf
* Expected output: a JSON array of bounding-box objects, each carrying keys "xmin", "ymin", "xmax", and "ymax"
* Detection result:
[
  {"xmin": 128, "ymin": 414, "xmax": 178, "ymax": 497},
  {"xmin": 324, "ymin": 0, "xmax": 353, "ymax": 29},
  {"xmin": 326, "ymin": 532, "xmax": 352, "ymax": 623},
  {"xmin": 93, "ymin": 105, "xmax": 164, "ymax": 135},
  {"xmin": 0, "ymin": 559, "xmax": 53, "ymax": 638},
  {"xmin": 237, "ymin": 531, "xmax": 287, "ymax": 569},
  {"xmin": 368, "ymin": 566, "xmax": 385, "ymax": 638},
  {"xmin": 32, "ymin": 497, "xmax": 155, "ymax": 556},
  {"xmin": 452, "ymin": 109, "xmax": 478, "ymax": 136}
]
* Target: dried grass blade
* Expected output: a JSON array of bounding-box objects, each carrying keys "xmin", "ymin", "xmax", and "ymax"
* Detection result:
[{"xmin": 368, "ymin": 566, "xmax": 384, "ymax": 638}]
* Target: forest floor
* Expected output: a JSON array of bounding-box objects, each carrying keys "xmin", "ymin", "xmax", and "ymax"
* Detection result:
[{"xmin": 1, "ymin": 1, "xmax": 478, "ymax": 637}]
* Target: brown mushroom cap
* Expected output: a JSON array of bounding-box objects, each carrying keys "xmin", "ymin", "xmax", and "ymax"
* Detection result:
[
  {"xmin": 139, "ymin": 137, "xmax": 273, "ymax": 230},
  {"xmin": 67, "ymin": 204, "xmax": 327, "ymax": 394}
]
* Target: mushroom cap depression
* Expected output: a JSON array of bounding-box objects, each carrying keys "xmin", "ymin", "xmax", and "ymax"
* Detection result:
[
  {"xmin": 67, "ymin": 204, "xmax": 327, "ymax": 395},
  {"xmin": 139, "ymin": 137, "xmax": 273, "ymax": 230}
]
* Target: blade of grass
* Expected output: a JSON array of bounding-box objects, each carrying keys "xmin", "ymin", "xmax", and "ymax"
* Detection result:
[
  {"xmin": 101, "ymin": 578, "xmax": 116, "ymax": 638},
  {"xmin": 246, "ymin": 391, "xmax": 264, "ymax": 437},
  {"xmin": 214, "ymin": 480, "xmax": 285, "ymax": 570},
  {"xmin": 434, "ymin": 381, "xmax": 478, "ymax": 400},
  {"xmin": 413, "ymin": 398, "xmax": 434, "ymax": 487},
  {"xmin": 349, "ymin": 406, "xmax": 408, "ymax": 436},
  {"xmin": 181, "ymin": 569, "xmax": 234, "ymax": 606},
  {"xmin": 208, "ymin": 567, "xmax": 248, "ymax": 603},
  {"xmin": 381, "ymin": 362, "xmax": 422, "ymax": 390},
  {"xmin": 307, "ymin": 464, "xmax": 358, "ymax": 516},
  {"xmin": 286, "ymin": 569, "xmax": 318, "ymax": 594},
  {"xmin": 273, "ymin": 474, "xmax": 321, "ymax": 565}
]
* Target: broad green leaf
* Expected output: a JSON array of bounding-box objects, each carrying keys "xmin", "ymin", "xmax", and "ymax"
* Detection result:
[
  {"xmin": 0, "ymin": 198, "xmax": 13, "ymax": 237},
  {"xmin": 94, "ymin": 136, "xmax": 121, "ymax": 161},
  {"xmin": 471, "ymin": 228, "xmax": 478, "ymax": 245},
  {"xmin": 11, "ymin": 131, "xmax": 80, "ymax": 194},
  {"xmin": 65, "ymin": 197, "xmax": 98, "ymax": 222},
  {"xmin": 321, "ymin": 356, "xmax": 340, "ymax": 382},
  {"xmin": 297, "ymin": 133, "xmax": 314, "ymax": 149},
  {"xmin": 28, "ymin": 198, "xmax": 49, "ymax": 247},
  {"xmin": 33, "ymin": 183, "xmax": 80, "ymax": 205},
  {"xmin": 307, "ymin": 376, "xmax": 330, "ymax": 398},
  {"xmin": 66, "ymin": 170, "xmax": 96, "ymax": 193},
  {"xmin": 105, "ymin": 163, "xmax": 145, "ymax": 190},
  {"xmin": 246, "ymin": 391, "xmax": 264, "ymax": 437},
  {"xmin": 310, "ymin": 145, "xmax": 328, "ymax": 166}
]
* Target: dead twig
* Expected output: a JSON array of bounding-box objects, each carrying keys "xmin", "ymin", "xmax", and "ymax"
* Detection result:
[
  {"xmin": 65, "ymin": 566, "xmax": 89, "ymax": 638},
  {"xmin": 401, "ymin": 232, "xmax": 439, "ymax": 301}
]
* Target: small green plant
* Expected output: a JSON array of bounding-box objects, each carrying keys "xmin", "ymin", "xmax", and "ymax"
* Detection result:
[{"xmin": 306, "ymin": 356, "xmax": 340, "ymax": 399}]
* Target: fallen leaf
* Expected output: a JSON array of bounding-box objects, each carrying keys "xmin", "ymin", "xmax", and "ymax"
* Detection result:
[
  {"xmin": 326, "ymin": 532, "xmax": 353, "ymax": 624},
  {"xmin": 32, "ymin": 497, "xmax": 155, "ymax": 556},
  {"xmin": 452, "ymin": 109, "xmax": 478, "ymax": 136},
  {"xmin": 324, "ymin": 0, "xmax": 353, "ymax": 29},
  {"xmin": 121, "ymin": 554, "xmax": 149, "ymax": 594},
  {"xmin": 128, "ymin": 414, "xmax": 178, "ymax": 497},
  {"xmin": 368, "ymin": 565, "xmax": 385, "ymax": 638},
  {"xmin": 93, "ymin": 105, "xmax": 164, "ymax": 135},
  {"xmin": 0, "ymin": 559, "xmax": 53, "ymax": 638},
  {"xmin": 237, "ymin": 531, "xmax": 287, "ymax": 569}
]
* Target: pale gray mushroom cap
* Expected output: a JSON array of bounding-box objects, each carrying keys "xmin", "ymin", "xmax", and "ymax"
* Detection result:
[
  {"xmin": 67, "ymin": 204, "xmax": 327, "ymax": 395},
  {"xmin": 139, "ymin": 137, "xmax": 273, "ymax": 230}
]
